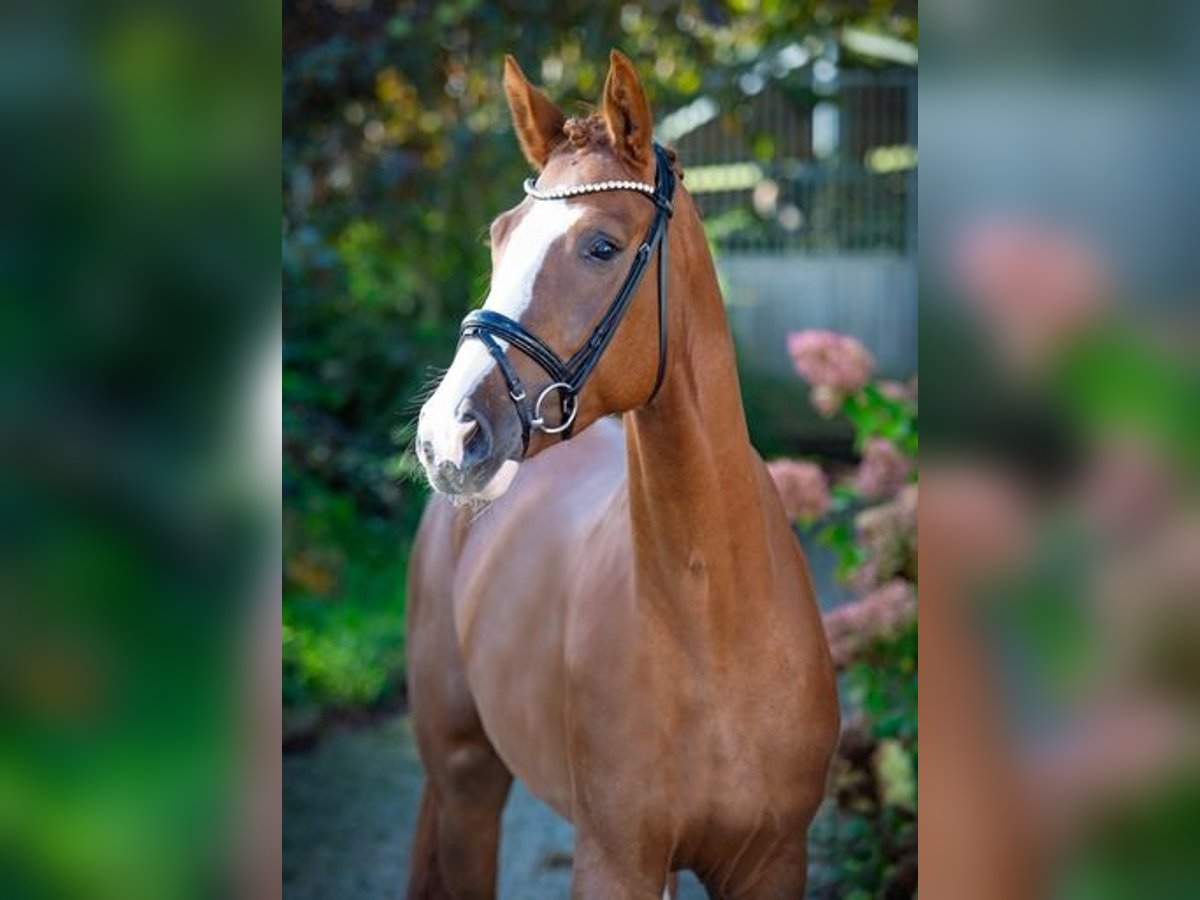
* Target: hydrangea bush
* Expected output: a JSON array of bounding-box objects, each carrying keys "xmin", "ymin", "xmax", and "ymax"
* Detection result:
[
  {"xmin": 777, "ymin": 328, "xmax": 917, "ymax": 591},
  {"xmin": 770, "ymin": 329, "xmax": 918, "ymax": 899}
]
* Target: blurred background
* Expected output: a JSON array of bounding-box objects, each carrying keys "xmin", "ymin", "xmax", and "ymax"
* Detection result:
[
  {"xmin": 919, "ymin": 1, "xmax": 1200, "ymax": 898},
  {"xmin": 1, "ymin": 1, "xmax": 278, "ymax": 898},
  {"xmin": 283, "ymin": 1, "xmax": 917, "ymax": 898}
]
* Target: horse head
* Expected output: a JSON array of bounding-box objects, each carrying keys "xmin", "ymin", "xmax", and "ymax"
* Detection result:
[{"xmin": 417, "ymin": 51, "xmax": 676, "ymax": 499}]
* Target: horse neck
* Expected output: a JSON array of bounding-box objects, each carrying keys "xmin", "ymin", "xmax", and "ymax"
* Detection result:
[{"xmin": 623, "ymin": 191, "xmax": 774, "ymax": 624}]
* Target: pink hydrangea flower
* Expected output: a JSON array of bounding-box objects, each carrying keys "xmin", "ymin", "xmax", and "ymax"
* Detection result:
[
  {"xmin": 787, "ymin": 329, "xmax": 875, "ymax": 395},
  {"xmin": 823, "ymin": 579, "xmax": 916, "ymax": 668},
  {"xmin": 878, "ymin": 380, "xmax": 909, "ymax": 402},
  {"xmin": 852, "ymin": 484, "xmax": 918, "ymax": 590},
  {"xmin": 853, "ymin": 438, "xmax": 914, "ymax": 500},
  {"xmin": 766, "ymin": 459, "xmax": 831, "ymax": 522},
  {"xmin": 808, "ymin": 385, "xmax": 845, "ymax": 419},
  {"xmin": 954, "ymin": 221, "xmax": 1107, "ymax": 373}
]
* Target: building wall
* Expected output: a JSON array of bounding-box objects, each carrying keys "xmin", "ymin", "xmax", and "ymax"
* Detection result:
[{"xmin": 718, "ymin": 253, "xmax": 917, "ymax": 379}]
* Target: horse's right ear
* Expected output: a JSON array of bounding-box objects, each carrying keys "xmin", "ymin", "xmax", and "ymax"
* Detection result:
[{"xmin": 503, "ymin": 55, "xmax": 565, "ymax": 172}]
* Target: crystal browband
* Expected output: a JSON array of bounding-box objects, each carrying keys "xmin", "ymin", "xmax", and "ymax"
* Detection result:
[{"xmin": 522, "ymin": 178, "xmax": 657, "ymax": 202}]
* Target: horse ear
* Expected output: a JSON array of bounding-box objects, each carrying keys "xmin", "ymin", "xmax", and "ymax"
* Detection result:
[
  {"xmin": 602, "ymin": 50, "xmax": 653, "ymax": 172},
  {"xmin": 503, "ymin": 55, "xmax": 565, "ymax": 172}
]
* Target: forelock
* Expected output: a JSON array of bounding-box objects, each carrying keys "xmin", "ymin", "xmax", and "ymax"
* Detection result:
[
  {"xmin": 556, "ymin": 114, "xmax": 682, "ymax": 178},
  {"xmin": 562, "ymin": 114, "xmax": 610, "ymax": 150}
]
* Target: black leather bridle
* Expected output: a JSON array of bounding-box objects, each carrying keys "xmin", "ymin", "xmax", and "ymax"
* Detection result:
[{"xmin": 458, "ymin": 142, "xmax": 676, "ymax": 453}]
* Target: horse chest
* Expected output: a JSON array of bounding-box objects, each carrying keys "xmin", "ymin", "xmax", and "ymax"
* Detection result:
[{"xmin": 549, "ymin": 631, "xmax": 826, "ymax": 860}]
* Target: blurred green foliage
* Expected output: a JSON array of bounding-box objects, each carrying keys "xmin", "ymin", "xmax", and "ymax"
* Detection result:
[
  {"xmin": 844, "ymin": 621, "xmax": 919, "ymax": 742},
  {"xmin": 283, "ymin": 0, "xmax": 916, "ymax": 713},
  {"xmin": 2, "ymin": 1, "xmax": 278, "ymax": 897},
  {"xmin": 814, "ymin": 382, "xmax": 918, "ymax": 581},
  {"xmin": 283, "ymin": 480, "xmax": 410, "ymax": 708}
]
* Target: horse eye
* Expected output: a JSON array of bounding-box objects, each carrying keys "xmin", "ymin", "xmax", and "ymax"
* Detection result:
[{"xmin": 588, "ymin": 238, "xmax": 618, "ymax": 261}]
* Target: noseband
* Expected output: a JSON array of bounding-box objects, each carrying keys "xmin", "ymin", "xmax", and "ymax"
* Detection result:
[{"xmin": 459, "ymin": 142, "xmax": 676, "ymax": 453}]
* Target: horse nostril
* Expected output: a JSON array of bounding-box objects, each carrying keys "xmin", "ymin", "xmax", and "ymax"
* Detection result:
[
  {"xmin": 417, "ymin": 439, "xmax": 434, "ymax": 464},
  {"xmin": 459, "ymin": 413, "xmax": 492, "ymax": 468},
  {"xmin": 459, "ymin": 417, "xmax": 479, "ymax": 448}
]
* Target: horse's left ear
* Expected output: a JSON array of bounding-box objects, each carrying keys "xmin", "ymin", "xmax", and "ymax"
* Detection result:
[
  {"xmin": 602, "ymin": 50, "xmax": 654, "ymax": 173},
  {"xmin": 503, "ymin": 55, "xmax": 565, "ymax": 172}
]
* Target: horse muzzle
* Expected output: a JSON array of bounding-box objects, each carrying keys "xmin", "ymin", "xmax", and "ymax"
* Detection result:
[
  {"xmin": 416, "ymin": 403, "xmax": 490, "ymax": 487},
  {"xmin": 416, "ymin": 386, "xmax": 530, "ymax": 502}
]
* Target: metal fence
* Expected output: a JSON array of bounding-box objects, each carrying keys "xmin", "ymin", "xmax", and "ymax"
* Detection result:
[
  {"xmin": 664, "ymin": 67, "xmax": 917, "ymax": 256},
  {"xmin": 659, "ymin": 63, "xmax": 918, "ymax": 379}
]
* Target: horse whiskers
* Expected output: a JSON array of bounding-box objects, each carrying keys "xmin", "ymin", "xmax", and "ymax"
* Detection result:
[
  {"xmin": 393, "ymin": 371, "xmax": 444, "ymax": 486},
  {"xmin": 447, "ymin": 492, "xmax": 494, "ymax": 523},
  {"xmin": 467, "ymin": 497, "xmax": 496, "ymax": 523},
  {"xmin": 402, "ymin": 366, "xmax": 450, "ymax": 414},
  {"xmin": 384, "ymin": 419, "xmax": 432, "ymax": 487},
  {"xmin": 402, "ymin": 384, "xmax": 442, "ymax": 414},
  {"xmin": 396, "ymin": 442, "xmax": 430, "ymax": 487}
]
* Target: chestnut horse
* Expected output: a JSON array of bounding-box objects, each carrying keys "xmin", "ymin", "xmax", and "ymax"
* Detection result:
[{"xmin": 408, "ymin": 51, "xmax": 838, "ymax": 899}]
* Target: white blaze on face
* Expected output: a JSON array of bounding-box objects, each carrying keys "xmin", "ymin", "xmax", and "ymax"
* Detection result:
[{"xmin": 419, "ymin": 199, "xmax": 584, "ymax": 485}]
